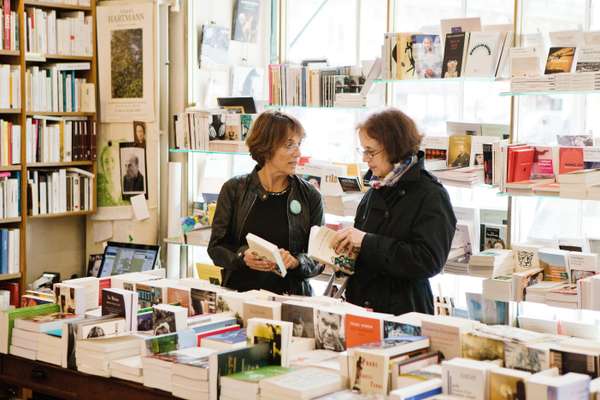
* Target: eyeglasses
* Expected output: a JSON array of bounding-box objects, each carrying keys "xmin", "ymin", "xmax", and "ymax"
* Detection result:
[
  {"xmin": 356, "ymin": 147, "xmax": 384, "ymax": 161},
  {"xmin": 283, "ymin": 140, "xmax": 302, "ymax": 153}
]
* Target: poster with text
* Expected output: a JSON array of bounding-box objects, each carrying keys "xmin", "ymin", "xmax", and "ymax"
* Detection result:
[{"xmin": 97, "ymin": 2, "xmax": 155, "ymax": 122}]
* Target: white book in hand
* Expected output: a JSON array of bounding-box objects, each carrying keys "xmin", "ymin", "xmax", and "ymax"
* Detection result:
[
  {"xmin": 308, "ymin": 226, "xmax": 356, "ymax": 275},
  {"xmin": 246, "ymin": 233, "xmax": 287, "ymax": 277}
]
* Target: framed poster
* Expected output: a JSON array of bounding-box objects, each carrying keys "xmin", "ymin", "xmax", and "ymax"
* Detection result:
[{"xmin": 97, "ymin": 2, "xmax": 155, "ymax": 122}]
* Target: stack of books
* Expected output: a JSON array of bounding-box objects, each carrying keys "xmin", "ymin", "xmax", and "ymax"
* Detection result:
[
  {"xmin": 220, "ymin": 365, "xmax": 291, "ymax": 400},
  {"xmin": 110, "ymin": 355, "xmax": 143, "ymax": 383},
  {"xmin": 554, "ymin": 72, "xmax": 600, "ymax": 91},
  {"xmin": 558, "ymin": 169, "xmax": 600, "ymax": 199},
  {"xmin": 432, "ymin": 166, "xmax": 484, "ymax": 187},
  {"xmin": 75, "ymin": 335, "xmax": 141, "ymax": 377},
  {"xmin": 510, "ymin": 75, "xmax": 556, "ymax": 92},
  {"xmin": 468, "ymin": 249, "xmax": 514, "ymax": 278},
  {"xmin": 259, "ymin": 367, "xmax": 345, "ymax": 400},
  {"xmin": 170, "ymin": 347, "xmax": 218, "ymax": 400},
  {"xmin": 37, "ymin": 329, "xmax": 64, "ymax": 365}
]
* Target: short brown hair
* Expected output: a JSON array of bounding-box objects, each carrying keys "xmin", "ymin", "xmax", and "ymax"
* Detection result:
[
  {"xmin": 246, "ymin": 110, "xmax": 305, "ymax": 167},
  {"xmin": 357, "ymin": 108, "xmax": 423, "ymax": 163}
]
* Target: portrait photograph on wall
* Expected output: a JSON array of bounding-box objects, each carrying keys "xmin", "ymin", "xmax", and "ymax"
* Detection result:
[{"xmin": 119, "ymin": 143, "xmax": 148, "ymax": 200}]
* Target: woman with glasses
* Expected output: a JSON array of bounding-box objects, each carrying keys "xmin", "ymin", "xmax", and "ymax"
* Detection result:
[
  {"xmin": 208, "ymin": 110, "xmax": 324, "ymax": 295},
  {"xmin": 332, "ymin": 108, "xmax": 456, "ymax": 315}
]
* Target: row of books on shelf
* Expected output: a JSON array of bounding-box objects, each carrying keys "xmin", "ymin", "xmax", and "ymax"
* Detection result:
[
  {"xmin": 0, "ymin": 119, "xmax": 19, "ymax": 166},
  {"xmin": 0, "ymin": 64, "xmax": 20, "ymax": 110},
  {"xmin": 0, "ymin": 228, "xmax": 18, "ymax": 276},
  {"xmin": 267, "ymin": 59, "xmax": 382, "ymax": 108},
  {"xmin": 7, "ymin": 268, "xmax": 600, "ymax": 399},
  {"xmin": 27, "ymin": 167, "xmax": 93, "ymax": 215},
  {"xmin": 508, "ymin": 30, "xmax": 600, "ymax": 92},
  {"xmin": 26, "ymin": 116, "xmax": 96, "ymax": 163},
  {"xmin": 172, "ymin": 109, "xmax": 254, "ymax": 152},
  {"xmin": 0, "ymin": 3, "xmax": 19, "ymax": 51},
  {"xmin": 0, "ymin": 171, "xmax": 19, "ymax": 219},
  {"xmin": 383, "ymin": 16, "xmax": 513, "ymax": 81},
  {"xmin": 33, "ymin": 0, "xmax": 91, "ymax": 6},
  {"xmin": 25, "ymin": 9, "xmax": 92, "ymax": 56},
  {"xmin": 26, "ymin": 63, "xmax": 95, "ymax": 113}
]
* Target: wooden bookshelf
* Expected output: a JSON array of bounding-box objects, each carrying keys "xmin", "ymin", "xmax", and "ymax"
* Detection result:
[
  {"xmin": 0, "ymin": 165, "xmax": 22, "ymax": 172},
  {"xmin": 23, "ymin": 1, "xmax": 91, "ymax": 11},
  {"xmin": 26, "ymin": 112, "xmax": 96, "ymax": 117},
  {"xmin": 0, "ymin": 217, "xmax": 21, "ymax": 224},
  {"xmin": 0, "ymin": 109, "xmax": 21, "ymax": 114},
  {"xmin": 28, "ymin": 210, "xmax": 95, "ymax": 219},
  {"xmin": 13, "ymin": 0, "xmax": 99, "ymax": 295},
  {"xmin": 26, "ymin": 53, "xmax": 93, "ymax": 62},
  {"xmin": 0, "ymin": 273, "xmax": 21, "ymax": 281},
  {"xmin": 0, "ymin": 50, "xmax": 20, "ymax": 57},
  {"xmin": 27, "ymin": 161, "xmax": 94, "ymax": 168}
]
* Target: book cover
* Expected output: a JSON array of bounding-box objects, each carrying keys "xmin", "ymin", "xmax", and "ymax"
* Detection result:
[
  {"xmin": 422, "ymin": 136, "xmax": 449, "ymax": 171},
  {"xmin": 463, "ymin": 31, "xmax": 503, "ymax": 77},
  {"xmin": 483, "ymin": 143, "xmax": 493, "ymax": 184},
  {"xmin": 539, "ymin": 249, "xmax": 569, "ymax": 282},
  {"xmin": 481, "ymin": 223, "xmax": 507, "ymax": 251},
  {"xmin": 513, "ymin": 244, "xmax": 541, "ymax": 271},
  {"xmin": 383, "ymin": 320, "xmax": 422, "ymax": 338},
  {"xmin": 549, "ymin": 349, "xmax": 599, "ymax": 377},
  {"xmin": 504, "ymin": 341, "xmax": 547, "ymax": 373},
  {"xmin": 101, "ymin": 290, "xmax": 126, "ymax": 317},
  {"xmin": 281, "ymin": 302, "xmax": 315, "ymax": 338},
  {"xmin": 152, "ymin": 308, "xmax": 177, "ymax": 335},
  {"xmin": 349, "ymin": 351, "xmax": 389, "ymax": 395},
  {"xmin": 199, "ymin": 24, "xmax": 230, "ymax": 68},
  {"xmin": 217, "ymin": 342, "xmax": 271, "ymax": 376},
  {"xmin": 544, "ymin": 46, "xmax": 576, "ymax": 74},
  {"xmin": 345, "ymin": 313, "xmax": 382, "ymax": 348},
  {"xmin": 489, "ymin": 370, "xmax": 528, "ymax": 400},
  {"xmin": 394, "ymin": 33, "xmax": 416, "ymax": 80},
  {"xmin": 412, "ymin": 34, "xmax": 442, "ymax": 79},
  {"xmin": 510, "ymin": 148, "xmax": 535, "ymax": 182},
  {"xmin": 246, "ymin": 319, "xmax": 292, "ymax": 366},
  {"xmin": 135, "ymin": 283, "xmax": 162, "ymax": 308},
  {"xmin": 232, "ymin": 0, "xmax": 260, "ymax": 43},
  {"xmin": 531, "ymin": 146, "xmax": 555, "ymax": 179},
  {"xmin": 461, "ymin": 332, "xmax": 505, "ymax": 362},
  {"xmin": 447, "ymin": 135, "xmax": 472, "ymax": 168},
  {"xmin": 575, "ymin": 46, "xmax": 600, "ymax": 72},
  {"xmin": 167, "ymin": 287, "xmax": 191, "ymax": 316},
  {"xmin": 557, "ymin": 134, "xmax": 594, "ymax": 147},
  {"xmin": 315, "ymin": 309, "xmax": 346, "ymax": 352},
  {"xmin": 308, "ymin": 226, "xmax": 356, "ymax": 275},
  {"xmin": 190, "ymin": 288, "xmax": 218, "ymax": 315},
  {"xmin": 442, "ymin": 32, "xmax": 467, "ymax": 78}
]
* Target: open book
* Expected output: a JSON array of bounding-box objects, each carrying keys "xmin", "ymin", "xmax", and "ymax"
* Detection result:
[
  {"xmin": 308, "ymin": 226, "xmax": 357, "ymax": 275},
  {"xmin": 245, "ymin": 233, "xmax": 287, "ymax": 277}
]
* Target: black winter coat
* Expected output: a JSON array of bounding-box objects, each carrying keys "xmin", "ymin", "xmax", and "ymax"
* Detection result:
[
  {"xmin": 207, "ymin": 167, "xmax": 325, "ymax": 295},
  {"xmin": 346, "ymin": 153, "xmax": 456, "ymax": 315}
]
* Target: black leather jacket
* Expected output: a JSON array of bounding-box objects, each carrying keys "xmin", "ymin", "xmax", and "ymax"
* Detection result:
[{"xmin": 207, "ymin": 167, "xmax": 325, "ymax": 295}]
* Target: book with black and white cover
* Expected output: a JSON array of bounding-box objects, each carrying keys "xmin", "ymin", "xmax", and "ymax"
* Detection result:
[
  {"xmin": 463, "ymin": 32, "xmax": 504, "ymax": 77},
  {"xmin": 246, "ymin": 233, "xmax": 287, "ymax": 277},
  {"xmin": 101, "ymin": 288, "xmax": 138, "ymax": 331},
  {"xmin": 281, "ymin": 301, "xmax": 316, "ymax": 338},
  {"xmin": 152, "ymin": 303, "xmax": 188, "ymax": 336}
]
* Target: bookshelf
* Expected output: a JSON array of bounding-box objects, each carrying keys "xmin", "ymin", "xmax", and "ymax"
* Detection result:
[{"xmin": 0, "ymin": 0, "xmax": 101, "ymax": 294}]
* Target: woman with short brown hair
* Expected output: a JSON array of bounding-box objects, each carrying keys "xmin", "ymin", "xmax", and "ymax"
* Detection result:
[
  {"xmin": 333, "ymin": 108, "xmax": 456, "ymax": 315},
  {"xmin": 208, "ymin": 110, "xmax": 324, "ymax": 295}
]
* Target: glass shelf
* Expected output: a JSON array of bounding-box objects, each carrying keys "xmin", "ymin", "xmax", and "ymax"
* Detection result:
[
  {"xmin": 374, "ymin": 77, "xmax": 507, "ymax": 84},
  {"xmin": 264, "ymin": 104, "xmax": 371, "ymax": 110},
  {"xmin": 169, "ymin": 148, "xmax": 250, "ymax": 156},
  {"xmin": 500, "ymin": 89, "xmax": 600, "ymax": 97}
]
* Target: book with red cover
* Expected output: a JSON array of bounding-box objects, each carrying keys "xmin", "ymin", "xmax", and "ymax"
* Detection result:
[
  {"xmin": 507, "ymin": 145, "xmax": 533, "ymax": 183},
  {"xmin": 0, "ymin": 281, "xmax": 19, "ymax": 306},
  {"xmin": 3, "ymin": 0, "xmax": 9, "ymax": 50},
  {"xmin": 559, "ymin": 147, "xmax": 584, "ymax": 174},
  {"xmin": 196, "ymin": 324, "xmax": 240, "ymax": 346},
  {"xmin": 345, "ymin": 313, "xmax": 382, "ymax": 348},
  {"xmin": 511, "ymin": 148, "xmax": 535, "ymax": 182}
]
